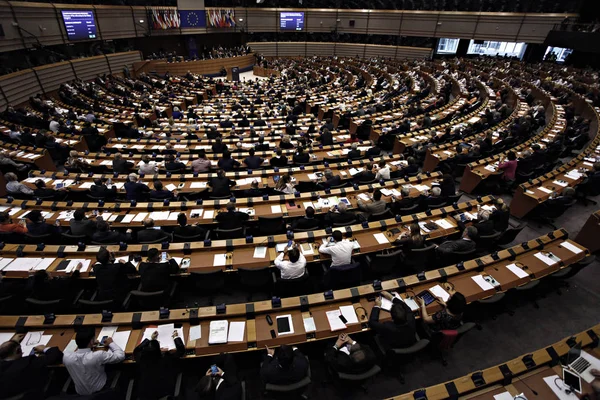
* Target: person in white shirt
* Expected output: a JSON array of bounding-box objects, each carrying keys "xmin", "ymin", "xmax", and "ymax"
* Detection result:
[
  {"xmin": 49, "ymin": 119, "xmax": 60, "ymax": 133},
  {"xmin": 274, "ymin": 243, "xmax": 307, "ymax": 279},
  {"xmin": 138, "ymin": 154, "xmax": 159, "ymax": 175},
  {"xmin": 63, "ymin": 327, "xmax": 125, "ymax": 395},
  {"xmin": 375, "ymin": 159, "xmax": 391, "ymax": 181},
  {"xmin": 319, "ymin": 230, "xmax": 355, "ymax": 267}
]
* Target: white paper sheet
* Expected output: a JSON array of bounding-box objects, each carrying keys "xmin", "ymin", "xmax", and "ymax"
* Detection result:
[
  {"xmin": 121, "ymin": 214, "xmax": 135, "ymax": 223},
  {"xmin": 303, "ymin": 317, "xmax": 316, "ymax": 332},
  {"xmin": 112, "ymin": 331, "xmax": 131, "ymax": 350},
  {"xmin": 0, "ymin": 258, "xmax": 15, "ymax": 271},
  {"xmin": 434, "ymin": 219, "xmax": 454, "ymax": 230},
  {"xmin": 165, "ymin": 184, "xmax": 178, "ymax": 192},
  {"xmin": 190, "ymin": 182, "xmax": 208, "ymax": 189},
  {"xmin": 253, "ymin": 247, "xmax": 267, "ymax": 259},
  {"xmin": 227, "ymin": 322, "xmax": 245, "ymax": 342},
  {"xmin": 542, "ymin": 375, "xmax": 579, "ymax": 400},
  {"xmin": 21, "ymin": 332, "xmax": 51, "ymax": 357},
  {"xmin": 373, "ymin": 233, "xmax": 389, "ymax": 245},
  {"xmin": 213, "ymin": 254, "xmax": 227, "ymax": 267},
  {"xmin": 493, "ymin": 392, "xmax": 515, "ymax": 400},
  {"xmin": 506, "ymin": 263, "xmax": 529, "ymax": 278},
  {"xmin": 271, "ymin": 205, "xmax": 282, "ymax": 213},
  {"xmin": 561, "ymin": 241, "xmax": 584, "ymax": 254},
  {"xmin": 339, "ymin": 305, "xmax": 359, "ymax": 324},
  {"xmin": 538, "ymin": 187, "xmax": 553, "ymax": 194},
  {"xmin": 534, "ymin": 252, "xmax": 559, "ymax": 266},
  {"xmin": 189, "ymin": 325, "xmax": 201, "ymax": 341},
  {"xmin": 0, "ymin": 332, "xmax": 15, "ymax": 344},
  {"xmin": 96, "ymin": 326, "xmax": 118, "ymax": 342},
  {"xmin": 132, "ymin": 213, "xmax": 148, "ymax": 222},
  {"xmin": 472, "ymin": 275, "xmax": 495, "ymax": 291},
  {"xmin": 203, "ymin": 210, "xmax": 215, "ymax": 219},
  {"xmin": 325, "ymin": 310, "xmax": 347, "ymax": 331},
  {"xmin": 429, "ymin": 285, "xmax": 450, "ymax": 302},
  {"xmin": 208, "ymin": 320, "xmax": 228, "ymax": 344}
]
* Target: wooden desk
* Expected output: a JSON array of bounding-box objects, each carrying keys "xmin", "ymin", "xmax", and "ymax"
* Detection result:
[{"xmin": 574, "ymin": 210, "xmax": 600, "ymax": 254}]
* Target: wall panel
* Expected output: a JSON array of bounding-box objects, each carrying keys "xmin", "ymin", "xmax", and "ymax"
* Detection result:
[
  {"xmin": 305, "ymin": 10, "xmax": 338, "ymax": 33},
  {"xmin": 473, "ymin": 13, "xmax": 522, "ymax": 42},
  {"xmin": 72, "ymin": 55, "xmax": 110, "ymax": 81},
  {"xmin": 35, "ymin": 61, "xmax": 75, "ymax": 93},
  {"xmin": 337, "ymin": 11, "xmax": 369, "ymax": 34},
  {"xmin": 248, "ymin": 42, "xmax": 432, "ymax": 60},
  {"xmin": 107, "ymin": 51, "xmax": 143, "ymax": 74},
  {"xmin": 12, "ymin": 2, "xmax": 65, "ymax": 48},
  {"xmin": 400, "ymin": 11, "xmax": 439, "ymax": 37},
  {"xmin": 95, "ymin": 6, "xmax": 136, "ymax": 40},
  {"xmin": 246, "ymin": 8, "xmax": 277, "ymax": 33},
  {"xmin": 306, "ymin": 42, "xmax": 335, "ymax": 57},
  {"xmin": 518, "ymin": 14, "xmax": 566, "ymax": 43},
  {"xmin": 436, "ymin": 12, "xmax": 479, "ymax": 38},
  {"xmin": 0, "ymin": 70, "xmax": 42, "ymax": 108},
  {"xmin": 367, "ymin": 11, "xmax": 402, "ymax": 35}
]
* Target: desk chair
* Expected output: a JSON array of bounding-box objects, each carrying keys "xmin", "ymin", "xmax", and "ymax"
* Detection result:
[
  {"xmin": 293, "ymin": 224, "xmax": 320, "ymax": 233},
  {"xmin": 190, "ymin": 270, "xmax": 226, "ymax": 306},
  {"xmin": 61, "ymin": 232, "xmax": 88, "ymax": 245},
  {"xmin": 138, "ymin": 233, "xmax": 172, "ymax": 245},
  {"xmin": 58, "ymin": 371, "xmax": 121, "ymax": 400},
  {"xmin": 264, "ymin": 356, "xmax": 311, "ymax": 399},
  {"xmin": 124, "ymin": 282, "xmax": 177, "ymax": 311},
  {"xmin": 496, "ymin": 222, "xmax": 527, "ymax": 247},
  {"xmin": 323, "ymin": 262, "xmax": 362, "ymax": 290},
  {"xmin": 374, "ymin": 333, "xmax": 430, "ymax": 384},
  {"xmin": 395, "ymin": 203, "xmax": 420, "ymax": 216},
  {"xmin": 238, "ymin": 267, "xmax": 272, "ymax": 301},
  {"xmin": 214, "ymin": 227, "xmax": 246, "ymax": 239},
  {"xmin": 445, "ymin": 194, "xmax": 462, "ymax": 204},
  {"xmin": 404, "ymin": 244, "xmax": 436, "ymax": 272},
  {"xmin": 86, "ymin": 194, "xmax": 108, "ymax": 201},
  {"xmin": 91, "ymin": 241, "xmax": 119, "ymax": 246},
  {"xmin": 365, "ymin": 250, "xmax": 402, "ymax": 279},
  {"xmin": 444, "ymin": 248, "xmax": 477, "ymax": 266},
  {"xmin": 0, "ymin": 294, "xmax": 14, "ymax": 314},
  {"xmin": 330, "ymin": 182, "xmax": 348, "ymax": 190},
  {"xmin": 531, "ymin": 198, "xmax": 577, "ymax": 229},
  {"xmin": 125, "ymin": 372, "xmax": 182, "ymax": 400},
  {"xmin": 432, "ymin": 322, "xmax": 477, "ymax": 366},
  {"xmin": 368, "ymin": 209, "xmax": 393, "ymax": 222},
  {"xmin": 472, "ymin": 292, "xmax": 513, "ymax": 330},
  {"xmin": 0, "ymin": 231, "xmax": 24, "ymax": 244},
  {"xmin": 332, "ymin": 220, "xmax": 356, "ymax": 228},
  {"xmin": 25, "ymin": 298, "xmax": 63, "ymax": 315},
  {"xmin": 334, "ymin": 365, "xmax": 381, "ymax": 395},
  {"xmin": 548, "ymin": 255, "xmax": 595, "ymax": 295},
  {"xmin": 476, "ymin": 231, "xmax": 502, "ymax": 252},
  {"xmin": 173, "ymin": 231, "xmax": 210, "ymax": 243},
  {"xmin": 258, "ymin": 216, "xmax": 286, "ymax": 235},
  {"xmin": 272, "ymin": 271, "xmax": 311, "ymax": 297},
  {"xmin": 209, "ymin": 194, "xmax": 232, "ymax": 200},
  {"xmin": 512, "ymin": 279, "xmax": 541, "ymax": 309},
  {"xmin": 77, "ymin": 297, "xmax": 115, "ymax": 314},
  {"xmin": 25, "ymin": 233, "xmax": 55, "ymax": 245}
]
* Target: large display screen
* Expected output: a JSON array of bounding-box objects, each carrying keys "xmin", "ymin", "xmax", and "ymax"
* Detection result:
[
  {"xmin": 61, "ymin": 10, "xmax": 97, "ymax": 41},
  {"xmin": 280, "ymin": 12, "xmax": 304, "ymax": 31}
]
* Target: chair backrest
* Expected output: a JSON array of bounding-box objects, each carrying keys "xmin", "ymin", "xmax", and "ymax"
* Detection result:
[
  {"xmin": 371, "ymin": 250, "xmax": 403, "ymax": 274},
  {"xmin": 173, "ymin": 232, "xmax": 207, "ymax": 242},
  {"xmin": 61, "ymin": 232, "xmax": 88, "ymax": 245},
  {"xmin": 209, "ymin": 194, "xmax": 231, "ymax": 200},
  {"xmin": 25, "ymin": 233, "xmax": 53, "ymax": 244},
  {"xmin": 496, "ymin": 222, "xmax": 526, "ymax": 245},
  {"xmin": 275, "ymin": 273, "xmax": 310, "ymax": 297},
  {"xmin": 190, "ymin": 270, "xmax": 225, "ymax": 290},
  {"xmin": 368, "ymin": 209, "xmax": 393, "ymax": 222},
  {"xmin": 0, "ymin": 231, "xmax": 24, "ymax": 244},
  {"xmin": 214, "ymin": 227, "xmax": 245, "ymax": 239},
  {"xmin": 25, "ymin": 298, "xmax": 62, "ymax": 314},
  {"xmin": 258, "ymin": 216, "xmax": 285, "ymax": 235},
  {"xmin": 138, "ymin": 235, "xmax": 171, "ymax": 244},
  {"xmin": 78, "ymin": 298, "xmax": 115, "ymax": 313},
  {"xmin": 129, "ymin": 290, "xmax": 165, "ymax": 311},
  {"xmin": 238, "ymin": 267, "xmax": 271, "ymax": 288},
  {"xmin": 405, "ymin": 244, "xmax": 437, "ymax": 268},
  {"xmin": 476, "ymin": 231, "xmax": 502, "ymax": 249},
  {"xmin": 333, "ymin": 220, "xmax": 356, "ymax": 228},
  {"xmin": 397, "ymin": 203, "xmax": 420, "ymax": 215},
  {"xmin": 328, "ymin": 262, "xmax": 362, "ymax": 290}
]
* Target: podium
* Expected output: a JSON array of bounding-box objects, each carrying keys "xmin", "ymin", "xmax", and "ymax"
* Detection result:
[{"xmin": 231, "ymin": 66, "xmax": 240, "ymax": 82}]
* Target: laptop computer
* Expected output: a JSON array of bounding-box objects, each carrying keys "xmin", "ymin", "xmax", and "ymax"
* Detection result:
[{"xmin": 565, "ymin": 342, "xmax": 600, "ymax": 383}]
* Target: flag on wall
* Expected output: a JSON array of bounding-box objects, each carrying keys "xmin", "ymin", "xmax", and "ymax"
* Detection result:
[
  {"xmin": 149, "ymin": 8, "xmax": 180, "ymax": 30},
  {"xmin": 207, "ymin": 9, "xmax": 236, "ymax": 28},
  {"xmin": 179, "ymin": 10, "xmax": 207, "ymax": 29}
]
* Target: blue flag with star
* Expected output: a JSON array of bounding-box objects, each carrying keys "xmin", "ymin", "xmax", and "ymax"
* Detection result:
[{"xmin": 179, "ymin": 10, "xmax": 207, "ymax": 28}]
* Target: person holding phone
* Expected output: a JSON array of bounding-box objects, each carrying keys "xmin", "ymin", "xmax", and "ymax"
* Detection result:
[
  {"xmin": 260, "ymin": 344, "xmax": 309, "ymax": 385},
  {"xmin": 138, "ymin": 248, "xmax": 180, "ymax": 292},
  {"xmin": 274, "ymin": 241, "xmax": 307, "ymax": 280},
  {"xmin": 418, "ymin": 287, "xmax": 466, "ymax": 332},
  {"xmin": 133, "ymin": 330, "xmax": 185, "ymax": 400},
  {"xmin": 194, "ymin": 354, "xmax": 243, "ymax": 400}
]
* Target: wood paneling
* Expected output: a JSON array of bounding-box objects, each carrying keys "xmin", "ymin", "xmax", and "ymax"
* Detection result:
[{"xmin": 133, "ymin": 53, "xmax": 255, "ymax": 75}]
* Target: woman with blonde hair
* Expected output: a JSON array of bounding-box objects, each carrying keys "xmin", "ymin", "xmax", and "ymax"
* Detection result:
[{"xmin": 64, "ymin": 150, "xmax": 90, "ymax": 172}]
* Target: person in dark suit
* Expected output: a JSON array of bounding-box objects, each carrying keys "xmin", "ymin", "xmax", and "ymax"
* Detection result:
[
  {"xmin": 133, "ymin": 330, "xmax": 185, "ymax": 400},
  {"xmin": 113, "ymin": 153, "xmax": 134, "ymax": 174},
  {"xmin": 391, "ymin": 222, "xmax": 425, "ymax": 251},
  {"xmin": 69, "ymin": 208, "xmax": 97, "ymax": 238},
  {"xmin": 458, "ymin": 209, "xmax": 495, "ymax": 237},
  {"xmin": 93, "ymin": 247, "xmax": 137, "ymax": 302},
  {"xmin": 211, "ymin": 138, "xmax": 228, "ymax": 154},
  {"xmin": 194, "ymin": 354, "xmax": 243, "ymax": 400},
  {"xmin": 317, "ymin": 128, "xmax": 334, "ymax": 146},
  {"xmin": 439, "ymin": 174, "xmax": 456, "ymax": 197},
  {"xmin": 149, "ymin": 181, "xmax": 177, "ymax": 200},
  {"xmin": 209, "ymin": 169, "xmax": 235, "ymax": 198},
  {"xmin": 529, "ymin": 144, "xmax": 547, "ymax": 167},
  {"xmin": 424, "ymin": 187, "xmax": 446, "ymax": 209},
  {"xmin": 242, "ymin": 180, "xmax": 263, "ymax": 198},
  {"xmin": 270, "ymin": 150, "xmax": 288, "ymax": 167},
  {"xmin": 391, "ymin": 186, "xmax": 419, "ymax": 213},
  {"xmin": 217, "ymin": 152, "xmax": 240, "ymax": 172},
  {"xmin": 33, "ymin": 179, "xmax": 62, "ymax": 199},
  {"xmin": 26, "ymin": 267, "xmax": 81, "ymax": 302},
  {"xmin": 219, "ymin": 117, "xmax": 234, "ymax": 129},
  {"xmin": 254, "ymin": 137, "xmax": 270, "ymax": 151},
  {"xmin": 357, "ymin": 163, "xmax": 376, "ymax": 183},
  {"xmin": 325, "ymin": 334, "xmax": 377, "ymax": 375},
  {"xmin": 320, "ymin": 169, "xmax": 341, "ymax": 189},
  {"xmin": 0, "ymin": 333, "xmax": 63, "ymax": 399},
  {"xmin": 125, "ymin": 173, "xmax": 151, "ymax": 201},
  {"xmin": 261, "ymin": 345, "xmax": 309, "ymax": 385},
  {"xmin": 138, "ymin": 248, "xmax": 179, "ymax": 292},
  {"xmin": 253, "ymin": 115, "xmax": 267, "ymax": 127},
  {"xmin": 289, "ymin": 206, "xmax": 320, "ymax": 231},
  {"xmin": 165, "ymin": 155, "xmax": 186, "ymax": 172},
  {"xmin": 137, "ymin": 218, "xmax": 171, "ymax": 243},
  {"xmin": 326, "ymin": 202, "xmax": 356, "ymax": 226},
  {"xmin": 173, "ymin": 213, "xmax": 206, "ymax": 239},
  {"xmin": 436, "ymin": 226, "xmax": 477, "ymax": 256},
  {"xmin": 216, "ymin": 202, "xmax": 249, "ymax": 230},
  {"xmin": 243, "ymin": 149, "xmax": 264, "ymax": 170},
  {"xmin": 490, "ymin": 199, "xmax": 510, "ymax": 232},
  {"xmin": 370, "ymin": 290, "xmax": 417, "ymax": 350},
  {"xmin": 320, "ymin": 119, "xmax": 334, "ymax": 132},
  {"xmin": 293, "ymin": 147, "xmax": 310, "ymax": 164},
  {"xmin": 90, "ymin": 178, "xmax": 117, "ymax": 199},
  {"xmin": 347, "ymin": 143, "xmax": 361, "ymax": 160},
  {"xmin": 92, "ymin": 220, "xmax": 132, "ymax": 244},
  {"xmin": 545, "ymin": 187, "xmax": 576, "ymax": 208},
  {"xmin": 26, "ymin": 210, "xmax": 60, "ymax": 236}
]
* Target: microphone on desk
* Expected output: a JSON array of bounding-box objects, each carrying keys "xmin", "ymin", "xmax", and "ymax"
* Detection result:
[{"xmin": 520, "ymin": 379, "xmax": 538, "ymax": 396}]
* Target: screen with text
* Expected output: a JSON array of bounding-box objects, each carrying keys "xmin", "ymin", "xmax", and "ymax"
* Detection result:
[
  {"xmin": 61, "ymin": 10, "xmax": 97, "ymax": 41},
  {"xmin": 280, "ymin": 12, "xmax": 304, "ymax": 31}
]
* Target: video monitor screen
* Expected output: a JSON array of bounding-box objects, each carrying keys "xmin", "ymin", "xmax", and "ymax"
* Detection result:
[
  {"xmin": 61, "ymin": 10, "xmax": 97, "ymax": 41},
  {"xmin": 280, "ymin": 12, "xmax": 304, "ymax": 31}
]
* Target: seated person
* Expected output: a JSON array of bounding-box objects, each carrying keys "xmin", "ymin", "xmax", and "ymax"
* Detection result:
[
  {"xmin": 194, "ymin": 354, "xmax": 243, "ymax": 400},
  {"xmin": 371, "ymin": 291, "xmax": 417, "ymax": 349},
  {"xmin": 112, "ymin": 152, "xmax": 133, "ymax": 173},
  {"xmin": 261, "ymin": 345, "xmax": 309, "ymax": 385},
  {"xmin": 138, "ymin": 154, "xmax": 159, "ymax": 175},
  {"xmin": 69, "ymin": 208, "xmax": 97, "ymax": 238},
  {"xmin": 490, "ymin": 199, "xmax": 510, "ymax": 232},
  {"xmin": 325, "ymin": 333, "xmax": 377, "ymax": 375},
  {"xmin": 137, "ymin": 218, "xmax": 171, "ymax": 243},
  {"xmin": 92, "ymin": 220, "xmax": 132, "ymax": 244},
  {"xmin": 391, "ymin": 222, "xmax": 425, "ymax": 251},
  {"xmin": 5, "ymin": 172, "xmax": 34, "ymax": 196},
  {"xmin": 279, "ymin": 134, "xmax": 295, "ymax": 150},
  {"xmin": 546, "ymin": 187, "xmax": 576, "ymax": 207},
  {"xmin": 357, "ymin": 163, "xmax": 376, "ymax": 183},
  {"xmin": 375, "ymin": 160, "xmax": 391, "ymax": 181},
  {"xmin": 33, "ymin": 179, "xmax": 63, "ymax": 199},
  {"xmin": 211, "ymin": 137, "xmax": 228, "ymax": 154},
  {"xmin": 90, "ymin": 178, "xmax": 117, "ymax": 199},
  {"xmin": 191, "ymin": 150, "xmax": 211, "ymax": 173},
  {"xmin": 254, "ymin": 137, "xmax": 270, "ymax": 151},
  {"xmin": 497, "ymin": 151, "xmax": 518, "ymax": 182},
  {"xmin": 424, "ymin": 187, "xmax": 446, "ymax": 208},
  {"xmin": 391, "ymin": 186, "xmax": 418, "ymax": 212},
  {"xmin": 217, "ymin": 151, "xmax": 240, "ymax": 172},
  {"xmin": 149, "ymin": 181, "xmax": 177, "ymax": 200},
  {"xmin": 173, "ymin": 213, "xmax": 206, "ymax": 239},
  {"xmin": 93, "ymin": 248, "xmax": 137, "ymax": 302},
  {"xmin": 419, "ymin": 288, "xmax": 466, "ymax": 332},
  {"xmin": 125, "ymin": 173, "xmax": 151, "ymax": 201},
  {"xmin": 243, "ymin": 180, "xmax": 264, "ymax": 198},
  {"xmin": 436, "ymin": 226, "xmax": 477, "ymax": 256},
  {"xmin": 357, "ymin": 189, "xmax": 387, "ymax": 219},
  {"xmin": 138, "ymin": 249, "xmax": 180, "ymax": 292},
  {"xmin": 320, "ymin": 169, "xmax": 342, "ymax": 189},
  {"xmin": 133, "ymin": 330, "xmax": 185, "ymax": 400},
  {"xmin": 402, "ymin": 157, "xmax": 419, "ymax": 175},
  {"xmin": 270, "ymin": 149, "xmax": 289, "ymax": 167},
  {"xmin": 209, "ymin": 169, "xmax": 235, "ymax": 198},
  {"xmin": 164, "ymin": 154, "xmax": 186, "ymax": 172},
  {"xmin": 325, "ymin": 202, "xmax": 356, "ymax": 226},
  {"xmin": 274, "ymin": 242, "xmax": 307, "ymax": 280},
  {"xmin": 216, "ymin": 202, "xmax": 249, "ymax": 230},
  {"xmin": 290, "ymin": 206, "xmax": 320, "ymax": 231},
  {"xmin": 26, "ymin": 210, "xmax": 59, "ymax": 236},
  {"xmin": 243, "ymin": 149, "xmax": 264, "ymax": 170},
  {"xmin": 318, "ymin": 230, "xmax": 355, "ymax": 267},
  {"xmin": 347, "ymin": 143, "xmax": 361, "ymax": 159},
  {"xmin": 274, "ymin": 174, "xmax": 295, "ymax": 194},
  {"xmin": 439, "ymin": 174, "xmax": 456, "ymax": 197},
  {"xmin": 457, "ymin": 208, "xmax": 495, "ymax": 237},
  {"xmin": 26, "ymin": 266, "xmax": 81, "ymax": 301},
  {"xmin": 0, "ymin": 211, "xmax": 27, "ymax": 234},
  {"xmin": 293, "ymin": 147, "xmax": 310, "ymax": 164}
]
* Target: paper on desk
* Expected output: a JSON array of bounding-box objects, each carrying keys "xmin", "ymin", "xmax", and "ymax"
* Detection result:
[
  {"xmin": 167, "ymin": 212, "xmax": 180, "ymax": 221},
  {"xmin": 561, "ymin": 241, "xmax": 584, "ymax": 254},
  {"xmin": 190, "ymin": 182, "xmax": 208, "ymax": 189},
  {"xmin": 537, "ymin": 187, "xmax": 553, "ymax": 194},
  {"xmin": 271, "ymin": 205, "xmax": 282, "ymax": 213},
  {"xmin": 189, "ymin": 325, "xmax": 201, "ymax": 341},
  {"xmin": 429, "ymin": 285, "xmax": 450, "ymax": 302},
  {"xmin": 121, "ymin": 214, "xmax": 135, "ymax": 224},
  {"xmin": 79, "ymin": 182, "xmax": 93, "ymax": 189},
  {"xmin": 96, "ymin": 326, "xmax": 118, "ymax": 342},
  {"xmin": 339, "ymin": 305, "xmax": 359, "ymax": 324},
  {"xmin": 543, "ymin": 375, "xmax": 578, "ymax": 400},
  {"xmin": 358, "ymin": 193, "xmax": 370, "ymax": 202},
  {"xmin": 65, "ymin": 259, "xmax": 91, "ymax": 273},
  {"xmin": 112, "ymin": 331, "xmax": 131, "ymax": 350},
  {"xmin": 132, "ymin": 213, "xmax": 148, "ymax": 222},
  {"xmin": 373, "ymin": 233, "xmax": 389, "ymax": 245},
  {"xmin": 203, "ymin": 210, "xmax": 215, "ymax": 219},
  {"xmin": 227, "ymin": 322, "xmax": 245, "ymax": 342},
  {"xmin": 33, "ymin": 258, "xmax": 56, "ymax": 271},
  {"xmin": 300, "ymin": 243, "xmax": 313, "ymax": 255},
  {"xmin": 493, "ymin": 392, "xmax": 515, "ymax": 400},
  {"xmin": 472, "ymin": 275, "xmax": 495, "ymax": 291},
  {"xmin": 253, "ymin": 246, "xmax": 267, "ymax": 259},
  {"xmin": 414, "ymin": 185, "xmax": 430, "ymax": 192},
  {"xmin": 0, "ymin": 332, "xmax": 15, "ymax": 345},
  {"xmin": 434, "ymin": 219, "xmax": 454, "ymax": 230},
  {"xmin": 380, "ymin": 297, "xmax": 394, "ymax": 311},
  {"xmin": 506, "ymin": 263, "xmax": 529, "ymax": 278},
  {"xmin": 534, "ymin": 252, "xmax": 559, "ymax": 266},
  {"xmin": 303, "ymin": 202, "xmax": 314, "ymax": 209},
  {"xmin": 326, "ymin": 310, "xmax": 347, "ymax": 332},
  {"xmin": 552, "ymin": 180, "xmax": 569, "ymax": 187},
  {"xmin": 0, "ymin": 258, "xmax": 15, "ymax": 271},
  {"xmin": 303, "ymin": 317, "xmax": 316, "ymax": 332},
  {"xmin": 21, "ymin": 332, "xmax": 51, "ymax": 357},
  {"xmin": 213, "ymin": 254, "xmax": 227, "ymax": 267}
]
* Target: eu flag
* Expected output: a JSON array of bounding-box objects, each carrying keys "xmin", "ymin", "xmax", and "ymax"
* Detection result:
[{"xmin": 179, "ymin": 10, "xmax": 207, "ymax": 28}]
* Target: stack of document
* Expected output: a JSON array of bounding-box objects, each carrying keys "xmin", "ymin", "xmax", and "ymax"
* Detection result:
[
  {"xmin": 429, "ymin": 285, "xmax": 451, "ymax": 302},
  {"xmin": 141, "ymin": 324, "xmax": 184, "ymax": 350},
  {"xmin": 325, "ymin": 305, "xmax": 359, "ymax": 331},
  {"xmin": 434, "ymin": 219, "xmax": 454, "ymax": 230},
  {"xmin": 209, "ymin": 321, "xmax": 229, "ymax": 344},
  {"xmin": 0, "ymin": 258, "xmax": 56, "ymax": 272},
  {"xmin": 21, "ymin": 331, "xmax": 52, "ymax": 357}
]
